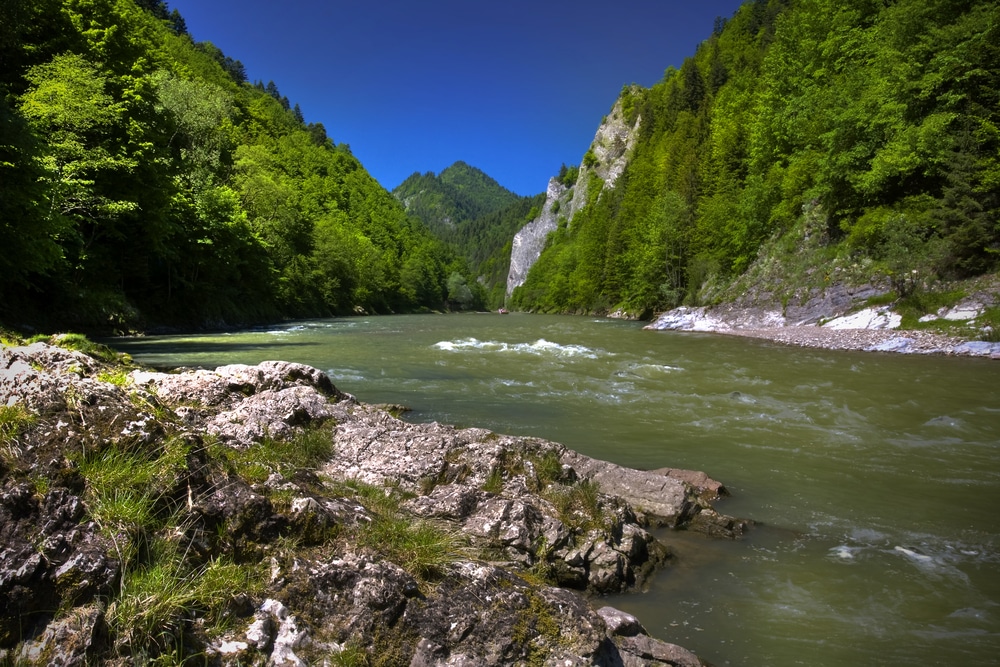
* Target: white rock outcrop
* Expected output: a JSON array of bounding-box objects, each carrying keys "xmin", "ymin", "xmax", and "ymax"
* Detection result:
[{"xmin": 506, "ymin": 90, "xmax": 642, "ymax": 299}]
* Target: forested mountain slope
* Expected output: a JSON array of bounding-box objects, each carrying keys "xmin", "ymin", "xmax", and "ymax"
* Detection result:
[
  {"xmin": 394, "ymin": 162, "xmax": 545, "ymax": 309},
  {"xmin": 510, "ymin": 0, "xmax": 999, "ymax": 319},
  {"xmin": 393, "ymin": 162, "xmax": 523, "ymax": 239},
  {"xmin": 0, "ymin": 0, "xmax": 470, "ymax": 331}
]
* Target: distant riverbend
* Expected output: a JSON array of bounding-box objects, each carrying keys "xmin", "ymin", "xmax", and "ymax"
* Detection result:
[{"xmin": 110, "ymin": 313, "xmax": 1000, "ymax": 667}]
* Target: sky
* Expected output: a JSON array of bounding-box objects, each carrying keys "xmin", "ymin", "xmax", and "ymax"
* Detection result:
[{"xmin": 167, "ymin": 0, "xmax": 747, "ymax": 196}]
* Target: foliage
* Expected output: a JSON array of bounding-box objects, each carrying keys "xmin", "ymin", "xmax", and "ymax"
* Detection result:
[
  {"xmin": 556, "ymin": 163, "xmax": 580, "ymax": 187},
  {"xmin": 393, "ymin": 162, "xmax": 544, "ymax": 309},
  {"xmin": 513, "ymin": 0, "xmax": 1000, "ymax": 316},
  {"xmin": 0, "ymin": 0, "xmax": 462, "ymax": 330}
]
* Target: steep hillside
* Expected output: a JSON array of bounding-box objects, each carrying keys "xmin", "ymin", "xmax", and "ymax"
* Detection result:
[
  {"xmin": 393, "ymin": 161, "xmax": 522, "ymax": 239},
  {"xmin": 394, "ymin": 162, "xmax": 544, "ymax": 308},
  {"xmin": 509, "ymin": 0, "xmax": 1000, "ymax": 325},
  {"xmin": 0, "ymin": 0, "xmax": 468, "ymax": 331},
  {"xmin": 507, "ymin": 89, "xmax": 643, "ymax": 303}
]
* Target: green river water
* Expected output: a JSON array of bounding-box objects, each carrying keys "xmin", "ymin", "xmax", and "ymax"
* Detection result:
[{"xmin": 108, "ymin": 313, "xmax": 1000, "ymax": 666}]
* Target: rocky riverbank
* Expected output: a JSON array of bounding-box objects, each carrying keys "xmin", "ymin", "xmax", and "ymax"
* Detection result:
[
  {"xmin": 645, "ymin": 304, "xmax": 1000, "ymax": 359},
  {"xmin": 0, "ymin": 338, "xmax": 745, "ymax": 666}
]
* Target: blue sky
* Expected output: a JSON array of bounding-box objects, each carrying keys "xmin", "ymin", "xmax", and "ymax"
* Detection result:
[{"xmin": 167, "ymin": 0, "xmax": 747, "ymax": 196}]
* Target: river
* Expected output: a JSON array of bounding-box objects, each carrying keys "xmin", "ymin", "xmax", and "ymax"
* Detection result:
[{"xmin": 108, "ymin": 313, "xmax": 1000, "ymax": 666}]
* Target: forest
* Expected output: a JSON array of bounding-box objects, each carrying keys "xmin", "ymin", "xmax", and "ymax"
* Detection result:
[
  {"xmin": 392, "ymin": 162, "xmax": 546, "ymax": 310},
  {"xmin": 511, "ymin": 0, "xmax": 999, "ymax": 316},
  {"xmin": 0, "ymin": 0, "xmax": 478, "ymax": 331},
  {"xmin": 3, "ymin": 0, "xmax": 997, "ymax": 330}
]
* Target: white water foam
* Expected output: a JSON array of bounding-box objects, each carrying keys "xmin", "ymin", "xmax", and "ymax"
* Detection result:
[{"xmin": 433, "ymin": 337, "xmax": 599, "ymax": 359}]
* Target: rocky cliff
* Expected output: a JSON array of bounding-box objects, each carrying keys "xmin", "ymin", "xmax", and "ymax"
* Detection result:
[
  {"xmin": 0, "ymin": 338, "xmax": 744, "ymax": 665},
  {"xmin": 506, "ymin": 90, "xmax": 642, "ymax": 300}
]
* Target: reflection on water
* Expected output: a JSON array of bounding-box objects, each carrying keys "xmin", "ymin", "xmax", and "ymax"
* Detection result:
[{"xmin": 108, "ymin": 313, "xmax": 1000, "ymax": 666}]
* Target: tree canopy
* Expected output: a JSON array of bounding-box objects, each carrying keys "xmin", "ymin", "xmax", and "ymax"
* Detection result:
[
  {"xmin": 511, "ymin": 0, "xmax": 1000, "ymax": 316},
  {"xmin": 0, "ymin": 0, "xmax": 469, "ymax": 330},
  {"xmin": 393, "ymin": 161, "xmax": 543, "ymax": 309}
]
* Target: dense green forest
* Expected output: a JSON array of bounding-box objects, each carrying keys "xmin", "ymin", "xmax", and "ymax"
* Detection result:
[
  {"xmin": 394, "ymin": 162, "xmax": 545, "ymax": 309},
  {"xmin": 0, "ymin": 0, "xmax": 476, "ymax": 331},
  {"xmin": 512, "ymin": 0, "xmax": 999, "ymax": 316}
]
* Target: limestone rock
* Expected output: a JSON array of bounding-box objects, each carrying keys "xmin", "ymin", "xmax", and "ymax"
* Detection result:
[
  {"xmin": 597, "ymin": 606, "xmax": 647, "ymax": 638},
  {"xmin": 507, "ymin": 91, "xmax": 642, "ymax": 300},
  {"xmin": 1, "ymin": 342, "xmax": 727, "ymax": 665},
  {"xmin": 11, "ymin": 603, "xmax": 103, "ymax": 667}
]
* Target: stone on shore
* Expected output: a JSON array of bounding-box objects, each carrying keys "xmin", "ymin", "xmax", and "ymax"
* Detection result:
[{"xmin": 1, "ymin": 341, "xmax": 734, "ymax": 665}]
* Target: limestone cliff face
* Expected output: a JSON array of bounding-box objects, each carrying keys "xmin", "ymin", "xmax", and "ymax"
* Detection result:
[
  {"xmin": 506, "ymin": 90, "xmax": 642, "ymax": 299},
  {"xmin": 505, "ymin": 178, "xmax": 567, "ymax": 298}
]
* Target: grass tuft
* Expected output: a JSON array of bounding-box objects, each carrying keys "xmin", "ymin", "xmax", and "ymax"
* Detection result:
[
  {"xmin": 544, "ymin": 479, "xmax": 604, "ymax": 533},
  {"xmin": 358, "ymin": 516, "xmax": 463, "ymax": 581},
  {"xmin": 529, "ymin": 451, "xmax": 564, "ymax": 486},
  {"xmin": 0, "ymin": 402, "xmax": 36, "ymax": 462},
  {"xmin": 97, "ymin": 368, "xmax": 131, "ymax": 386},
  {"xmin": 108, "ymin": 549, "xmax": 265, "ymax": 661},
  {"xmin": 482, "ymin": 467, "xmax": 504, "ymax": 494},
  {"xmin": 219, "ymin": 423, "xmax": 335, "ymax": 483}
]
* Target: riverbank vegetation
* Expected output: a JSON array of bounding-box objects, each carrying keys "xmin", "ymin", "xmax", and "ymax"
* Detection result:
[
  {"xmin": 0, "ymin": 0, "xmax": 478, "ymax": 333},
  {"xmin": 511, "ymin": 0, "xmax": 999, "ymax": 318},
  {"xmin": 5, "ymin": 0, "xmax": 997, "ymax": 332}
]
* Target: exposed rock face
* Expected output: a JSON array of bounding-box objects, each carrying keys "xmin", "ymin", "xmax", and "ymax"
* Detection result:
[
  {"xmin": 506, "ymin": 177, "xmax": 567, "ymax": 297},
  {"xmin": 507, "ymin": 92, "xmax": 642, "ymax": 299},
  {"xmin": 0, "ymin": 342, "xmax": 740, "ymax": 665}
]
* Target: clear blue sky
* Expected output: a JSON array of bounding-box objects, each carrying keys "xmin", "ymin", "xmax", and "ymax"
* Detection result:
[{"xmin": 167, "ymin": 0, "xmax": 747, "ymax": 196}]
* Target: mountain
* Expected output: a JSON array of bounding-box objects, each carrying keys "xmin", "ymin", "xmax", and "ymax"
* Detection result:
[
  {"xmin": 393, "ymin": 162, "xmax": 521, "ymax": 239},
  {"xmin": 0, "ymin": 0, "xmax": 470, "ymax": 331},
  {"xmin": 394, "ymin": 162, "xmax": 544, "ymax": 308},
  {"xmin": 508, "ymin": 0, "xmax": 1000, "ymax": 322}
]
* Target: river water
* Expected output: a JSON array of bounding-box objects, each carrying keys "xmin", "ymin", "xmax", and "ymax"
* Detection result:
[{"xmin": 108, "ymin": 313, "xmax": 1000, "ymax": 666}]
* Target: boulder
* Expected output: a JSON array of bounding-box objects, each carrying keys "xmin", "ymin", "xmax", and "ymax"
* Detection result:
[{"xmin": 1, "ymin": 342, "xmax": 730, "ymax": 665}]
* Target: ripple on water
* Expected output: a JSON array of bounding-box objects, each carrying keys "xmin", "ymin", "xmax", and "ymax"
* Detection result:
[{"xmin": 432, "ymin": 337, "xmax": 601, "ymax": 359}]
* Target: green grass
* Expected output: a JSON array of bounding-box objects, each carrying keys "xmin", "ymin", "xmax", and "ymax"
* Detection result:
[
  {"xmin": 75, "ymin": 436, "xmax": 267, "ymax": 663},
  {"xmin": 544, "ymin": 479, "xmax": 604, "ymax": 533},
  {"xmin": 329, "ymin": 643, "xmax": 371, "ymax": 667},
  {"xmin": 528, "ymin": 451, "xmax": 564, "ymax": 486},
  {"xmin": 482, "ymin": 467, "xmax": 505, "ymax": 494},
  {"xmin": 510, "ymin": 590, "xmax": 562, "ymax": 666},
  {"xmin": 978, "ymin": 306, "xmax": 1000, "ymax": 341},
  {"xmin": 864, "ymin": 291, "xmax": 898, "ymax": 307},
  {"xmin": 0, "ymin": 402, "xmax": 35, "ymax": 462},
  {"xmin": 357, "ymin": 516, "xmax": 463, "ymax": 581},
  {"xmin": 108, "ymin": 547, "xmax": 265, "ymax": 662},
  {"xmin": 334, "ymin": 479, "xmax": 463, "ymax": 581},
  {"xmin": 97, "ymin": 368, "xmax": 131, "ymax": 386},
  {"xmin": 331, "ymin": 478, "xmax": 408, "ymax": 516},
  {"xmin": 217, "ymin": 423, "xmax": 335, "ymax": 483},
  {"xmin": 29, "ymin": 332, "xmax": 124, "ymax": 364},
  {"xmin": 896, "ymin": 288, "xmax": 967, "ymax": 327}
]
